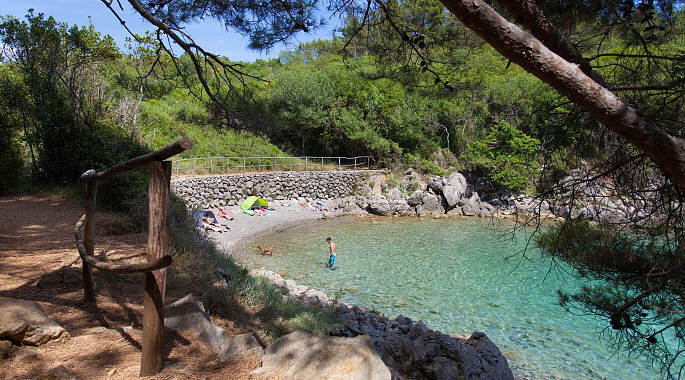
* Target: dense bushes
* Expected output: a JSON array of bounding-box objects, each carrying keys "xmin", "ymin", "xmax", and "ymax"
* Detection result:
[{"xmin": 462, "ymin": 121, "xmax": 541, "ymax": 191}]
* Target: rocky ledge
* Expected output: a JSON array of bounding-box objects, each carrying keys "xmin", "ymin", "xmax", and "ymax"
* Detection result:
[
  {"xmin": 251, "ymin": 269, "xmax": 514, "ymax": 380},
  {"xmin": 315, "ymin": 169, "xmax": 548, "ymax": 220}
]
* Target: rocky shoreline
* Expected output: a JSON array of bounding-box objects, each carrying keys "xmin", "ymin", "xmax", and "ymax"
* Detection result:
[
  {"xmin": 250, "ymin": 269, "xmax": 514, "ymax": 379},
  {"xmin": 175, "ymin": 166, "xmax": 646, "ymax": 379}
]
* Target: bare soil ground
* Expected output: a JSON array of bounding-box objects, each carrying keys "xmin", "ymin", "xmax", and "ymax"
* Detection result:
[{"xmin": 0, "ymin": 194, "xmax": 261, "ymax": 379}]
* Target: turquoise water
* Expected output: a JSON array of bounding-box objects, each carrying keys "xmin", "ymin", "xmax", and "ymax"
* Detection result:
[{"xmin": 247, "ymin": 217, "xmax": 661, "ymax": 379}]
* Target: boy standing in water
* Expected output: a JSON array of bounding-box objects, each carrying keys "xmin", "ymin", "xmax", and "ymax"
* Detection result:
[{"xmin": 326, "ymin": 237, "xmax": 337, "ymax": 269}]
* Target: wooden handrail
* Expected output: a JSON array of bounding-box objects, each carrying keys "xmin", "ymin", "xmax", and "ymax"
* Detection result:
[
  {"xmin": 74, "ymin": 215, "xmax": 172, "ymax": 273},
  {"xmin": 81, "ymin": 137, "xmax": 191, "ymax": 181}
]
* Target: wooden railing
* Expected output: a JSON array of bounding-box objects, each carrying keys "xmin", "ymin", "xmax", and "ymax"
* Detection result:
[
  {"xmin": 74, "ymin": 137, "xmax": 191, "ymax": 376},
  {"xmin": 171, "ymin": 155, "xmax": 372, "ymax": 175}
]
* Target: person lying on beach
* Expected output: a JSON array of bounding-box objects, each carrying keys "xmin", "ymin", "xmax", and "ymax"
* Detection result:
[
  {"xmin": 217, "ymin": 207, "xmax": 234, "ymax": 220},
  {"xmin": 326, "ymin": 237, "xmax": 337, "ymax": 269},
  {"xmin": 203, "ymin": 216, "xmax": 229, "ymax": 232}
]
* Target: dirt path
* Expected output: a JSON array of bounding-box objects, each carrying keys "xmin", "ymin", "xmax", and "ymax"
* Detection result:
[{"xmin": 0, "ymin": 194, "xmax": 260, "ymax": 379}]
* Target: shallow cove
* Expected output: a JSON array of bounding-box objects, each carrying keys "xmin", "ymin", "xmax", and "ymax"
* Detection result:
[{"xmin": 246, "ymin": 216, "xmax": 660, "ymax": 379}]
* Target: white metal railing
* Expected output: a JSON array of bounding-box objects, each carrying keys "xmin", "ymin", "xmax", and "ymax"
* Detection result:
[{"xmin": 171, "ymin": 156, "xmax": 372, "ymax": 175}]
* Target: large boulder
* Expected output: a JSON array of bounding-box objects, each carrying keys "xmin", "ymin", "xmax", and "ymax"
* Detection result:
[
  {"xmin": 250, "ymin": 330, "xmax": 391, "ymax": 380},
  {"xmin": 0, "ymin": 297, "xmax": 68, "ymax": 346},
  {"xmin": 165, "ymin": 294, "xmax": 263, "ymax": 362},
  {"xmin": 461, "ymin": 193, "xmax": 481, "ymax": 216},
  {"xmin": 443, "ymin": 172, "xmax": 468, "ymax": 208},
  {"xmin": 442, "ymin": 184, "xmax": 465, "ymax": 208},
  {"xmin": 407, "ymin": 190, "xmax": 425, "ymax": 207},
  {"xmin": 446, "ymin": 171, "xmax": 467, "ymax": 188},
  {"xmin": 390, "ymin": 199, "xmax": 414, "ymax": 216},
  {"xmin": 218, "ymin": 333, "xmax": 264, "ymax": 363},
  {"xmin": 427, "ymin": 177, "xmax": 444, "ymax": 194},
  {"xmin": 422, "ymin": 193, "xmax": 442, "ymax": 212},
  {"xmin": 367, "ymin": 195, "xmax": 392, "ymax": 216}
]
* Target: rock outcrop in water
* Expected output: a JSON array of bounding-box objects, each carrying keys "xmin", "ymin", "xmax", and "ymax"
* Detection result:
[{"xmin": 250, "ymin": 269, "xmax": 514, "ymax": 380}]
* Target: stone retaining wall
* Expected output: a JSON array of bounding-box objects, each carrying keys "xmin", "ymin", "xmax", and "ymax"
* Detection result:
[{"xmin": 171, "ymin": 170, "xmax": 379, "ymax": 209}]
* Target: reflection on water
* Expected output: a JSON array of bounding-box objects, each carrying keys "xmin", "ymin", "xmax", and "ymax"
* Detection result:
[{"xmin": 245, "ymin": 217, "xmax": 661, "ymax": 379}]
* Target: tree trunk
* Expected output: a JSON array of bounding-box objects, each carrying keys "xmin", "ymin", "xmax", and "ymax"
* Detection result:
[{"xmin": 438, "ymin": 0, "xmax": 685, "ymax": 192}]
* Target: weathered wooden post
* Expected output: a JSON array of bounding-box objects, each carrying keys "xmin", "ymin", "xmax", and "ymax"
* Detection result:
[
  {"xmin": 305, "ymin": 157, "xmax": 308, "ymax": 171},
  {"xmin": 82, "ymin": 180, "xmax": 97, "ymax": 302},
  {"xmin": 321, "ymin": 157, "xmax": 324, "ymax": 170},
  {"xmin": 210, "ymin": 157, "xmax": 214, "ymax": 174},
  {"xmin": 354, "ymin": 157, "xmax": 357, "ymax": 169},
  {"xmin": 140, "ymin": 160, "xmax": 170, "ymax": 376},
  {"xmin": 226, "ymin": 157, "xmax": 230, "ymax": 174}
]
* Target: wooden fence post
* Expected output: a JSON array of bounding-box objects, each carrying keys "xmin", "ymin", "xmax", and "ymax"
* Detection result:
[
  {"xmin": 140, "ymin": 161, "xmax": 170, "ymax": 376},
  {"xmin": 226, "ymin": 158, "xmax": 230, "ymax": 174},
  {"xmin": 305, "ymin": 157, "xmax": 308, "ymax": 171},
  {"xmin": 82, "ymin": 180, "xmax": 96, "ymax": 302}
]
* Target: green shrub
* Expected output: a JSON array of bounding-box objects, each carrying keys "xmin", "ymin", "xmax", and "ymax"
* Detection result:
[{"xmin": 462, "ymin": 121, "xmax": 540, "ymax": 191}]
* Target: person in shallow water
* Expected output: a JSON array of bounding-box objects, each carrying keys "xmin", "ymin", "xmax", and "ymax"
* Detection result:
[{"xmin": 326, "ymin": 237, "xmax": 337, "ymax": 269}]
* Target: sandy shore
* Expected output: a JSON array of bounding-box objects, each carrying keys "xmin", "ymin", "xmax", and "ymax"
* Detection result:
[{"xmin": 205, "ymin": 199, "xmax": 335, "ymax": 264}]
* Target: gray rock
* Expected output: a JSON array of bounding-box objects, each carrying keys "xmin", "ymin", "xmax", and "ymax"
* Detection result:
[
  {"xmin": 407, "ymin": 190, "xmax": 425, "ymax": 207},
  {"xmin": 427, "ymin": 177, "xmax": 444, "ymax": 194},
  {"xmin": 165, "ymin": 294, "xmax": 227, "ymax": 353},
  {"xmin": 442, "ymin": 184, "xmax": 465, "ymax": 208},
  {"xmin": 479, "ymin": 201, "xmax": 496, "ymax": 217},
  {"xmin": 367, "ymin": 195, "xmax": 392, "ymax": 216},
  {"xmin": 462, "ymin": 331, "xmax": 514, "ymax": 379},
  {"xmin": 331, "ymin": 309, "xmax": 513, "ymax": 380},
  {"xmin": 386, "ymin": 187, "xmax": 403, "ymax": 201},
  {"xmin": 446, "ymin": 171, "xmax": 467, "ymax": 188},
  {"xmin": 217, "ymin": 333, "xmax": 264, "ymax": 363},
  {"xmin": 250, "ymin": 330, "xmax": 391, "ymax": 380},
  {"xmin": 0, "ymin": 297, "xmax": 68, "ymax": 346},
  {"xmin": 428, "ymin": 356, "xmax": 460, "ymax": 379},
  {"xmin": 165, "ymin": 293, "xmax": 262, "ymax": 362},
  {"xmin": 446, "ymin": 206, "xmax": 463, "ymax": 216},
  {"xmin": 462, "ymin": 193, "xmax": 481, "ymax": 216},
  {"xmin": 421, "ymin": 192, "xmax": 442, "ymax": 212},
  {"xmin": 390, "ymin": 200, "xmax": 414, "ymax": 216}
]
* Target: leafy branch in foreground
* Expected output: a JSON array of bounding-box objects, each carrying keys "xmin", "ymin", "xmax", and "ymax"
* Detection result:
[{"xmin": 538, "ymin": 219, "xmax": 685, "ymax": 376}]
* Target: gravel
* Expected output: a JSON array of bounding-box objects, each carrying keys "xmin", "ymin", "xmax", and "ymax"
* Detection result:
[{"xmin": 205, "ymin": 200, "xmax": 332, "ymax": 264}]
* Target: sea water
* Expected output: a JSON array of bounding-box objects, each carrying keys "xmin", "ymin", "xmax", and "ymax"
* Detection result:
[{"xmin": 247, "ymin": 217, "xmax": 661, "ymax": 379}]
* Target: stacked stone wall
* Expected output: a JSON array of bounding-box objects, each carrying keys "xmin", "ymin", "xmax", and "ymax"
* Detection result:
[{"xmin": 171, "ymin": 170, "xmax": 378, "ymax": 209}]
